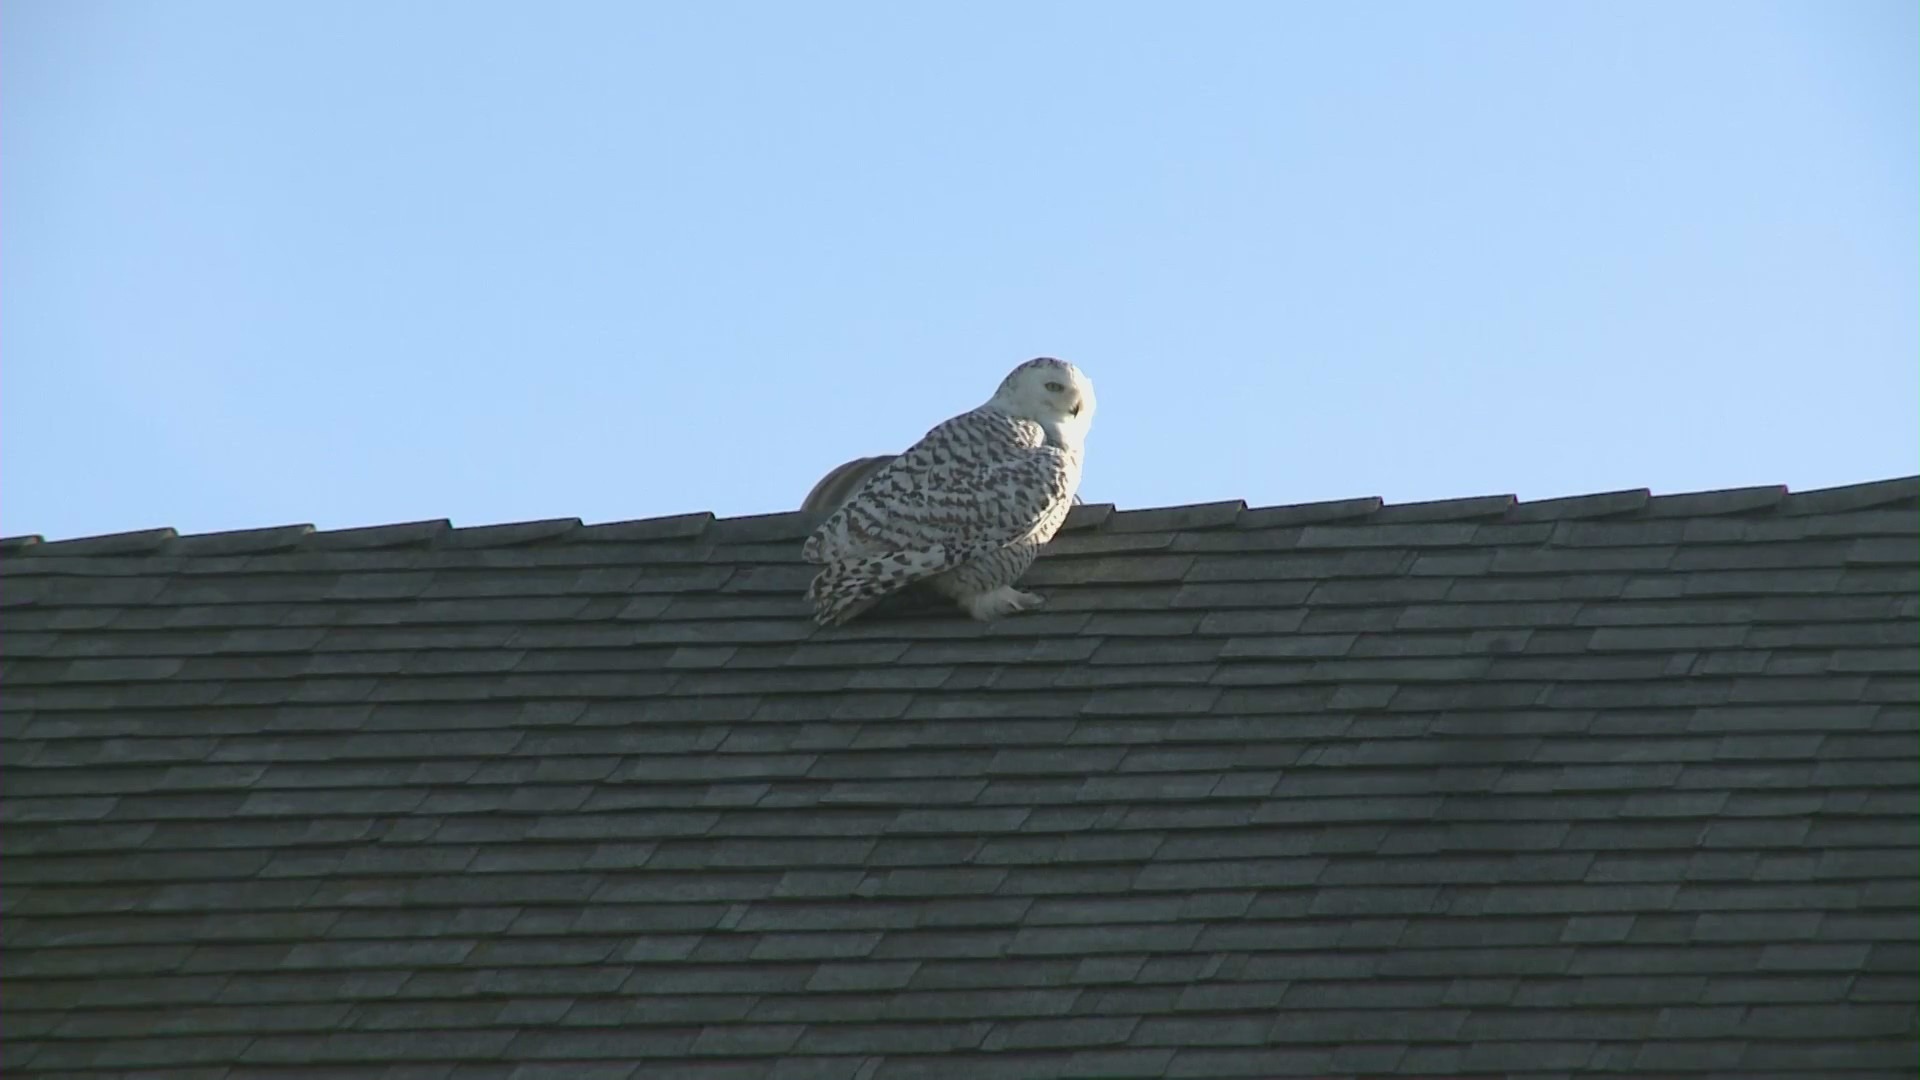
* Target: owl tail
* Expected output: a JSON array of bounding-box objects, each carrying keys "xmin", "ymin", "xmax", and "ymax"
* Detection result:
[{"xmin": 807, "ymin": 554, "xmax": 924, "ymax": 626}]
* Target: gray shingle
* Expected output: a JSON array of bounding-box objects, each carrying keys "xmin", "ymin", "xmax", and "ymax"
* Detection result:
[
  {"xmin": 439, "ymin": 519, "xmax": 582, "ymax": 548},
  {"xmin": 28, "ymin": 527, "xmax": 179, "ymax": 557},
  {"xmin": 166, "ymin": 524, "xmax": 319, "ymax": 555},
  {"xmin": 790, "ymin": 1020, "xmax": 992, "ymax": 1054},
  {"xmin": 304, "ymin": 520, "xmax": 452, "ymax": 549},
  {"xmin": 572, "ymin": 512, "xmax": 715, "ymax": 543},
  {"xmin": 1777, "ymin": 475, "xmax": 1920, "ymax": 515},
  {"xmin": 1740, "ymin": 1038, "xmax": 1919, "ymax": 1070},
  {"xmin": 1505, "ymin": 488, "xmax": 1650, "ymax": 521},
  {"xmin": 703, "ymin": 512, "xmax": 815, "ymax": 544},
  {"xmin": 1372, "ymin": 494, "xmax": 1517, "ymax": 522},
  {"xmin": 1104, "ymin": 501, "xmax": 1244, "ymax": 533},
  {"xmin": 1643, "ymin": 484, "xmax": 1790, "ymax": 517},
  {"xmin": 1235, "ymin": 495, "xmax": 1382, "ymax": 526}
]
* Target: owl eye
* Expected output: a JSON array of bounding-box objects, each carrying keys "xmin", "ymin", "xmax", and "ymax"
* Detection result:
[{"xmin": 1044, "ymin": 381, "xmax": 1065, "ymax": 392}]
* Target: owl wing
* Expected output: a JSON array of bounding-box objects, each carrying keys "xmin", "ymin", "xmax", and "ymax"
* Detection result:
[{"xmin": 803, "ymin": 408, "xmax": 1072, "ymax": 566}]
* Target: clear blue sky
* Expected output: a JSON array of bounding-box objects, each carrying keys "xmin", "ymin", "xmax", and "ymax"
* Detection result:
[{"xmin": 6, "ymin": 1, "xmax": 1915, "ymax": 541}]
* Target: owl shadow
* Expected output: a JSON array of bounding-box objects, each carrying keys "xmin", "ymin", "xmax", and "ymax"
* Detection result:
[{"xmin": 861, "ymin": 581, "xmax": 955, "ymax": 620}]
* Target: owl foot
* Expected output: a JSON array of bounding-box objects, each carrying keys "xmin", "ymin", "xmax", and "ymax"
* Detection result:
[{"xmin": 963, "ymin": 586, "xmax": 1047, "ymax": 621}]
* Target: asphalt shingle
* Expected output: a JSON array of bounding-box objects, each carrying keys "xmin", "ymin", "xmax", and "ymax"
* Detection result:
[{"xmin": 2, "ymin": 477, "xmax": 1915, "ymax": 1077}]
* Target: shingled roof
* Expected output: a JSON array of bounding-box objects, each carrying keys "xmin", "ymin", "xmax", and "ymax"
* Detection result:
[{"xmin": 3, "ymin": 477, "xmax": 1917, "ymax": 1079}]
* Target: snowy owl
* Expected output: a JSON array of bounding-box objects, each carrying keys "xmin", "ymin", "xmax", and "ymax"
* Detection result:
[{"xmin": 802, "ymin": 357, "xmax": 1096, "ymax": 626}]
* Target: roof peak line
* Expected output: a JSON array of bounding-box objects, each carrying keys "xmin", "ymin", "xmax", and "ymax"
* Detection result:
[{"xmin": 3, "ymin": 475, "xmax": 1914, "ymax": 560}]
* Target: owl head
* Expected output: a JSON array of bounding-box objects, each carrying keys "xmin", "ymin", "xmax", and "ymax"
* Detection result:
[{"xmin": 991, "ymin": 357, "xmax": 1096, "ymax": 444}]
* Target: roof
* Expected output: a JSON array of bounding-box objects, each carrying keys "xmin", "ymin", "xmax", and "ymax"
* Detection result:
[{"xmin": 3, "ymin": 476, "xmax": 1917, "ymax": 1079}]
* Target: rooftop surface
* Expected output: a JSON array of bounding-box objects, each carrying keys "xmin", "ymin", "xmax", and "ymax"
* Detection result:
[{"xmin": 3, "ymin": 477, "xmax": 1917, "ymax": 1078}]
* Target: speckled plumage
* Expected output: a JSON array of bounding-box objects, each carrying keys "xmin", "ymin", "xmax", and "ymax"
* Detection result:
[{"xmin": 803, "ymin": 358, "xmax": 1096, "ymax": 625}]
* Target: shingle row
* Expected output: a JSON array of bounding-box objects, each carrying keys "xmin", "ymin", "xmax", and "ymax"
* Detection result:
[{"xmin": 6, "ymin": 478, "xmax": 1914, "ymax": 557}]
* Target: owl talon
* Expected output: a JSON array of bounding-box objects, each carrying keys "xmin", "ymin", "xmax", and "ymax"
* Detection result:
[{"xmin": 964, "ymin": 586, "xmax": 1045, "ymax": 621}]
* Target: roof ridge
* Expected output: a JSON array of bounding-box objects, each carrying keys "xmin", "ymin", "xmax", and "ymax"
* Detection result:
[{"xmin": 4, "ymin": 475, "xmax": 1914, "ymax": 558}]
